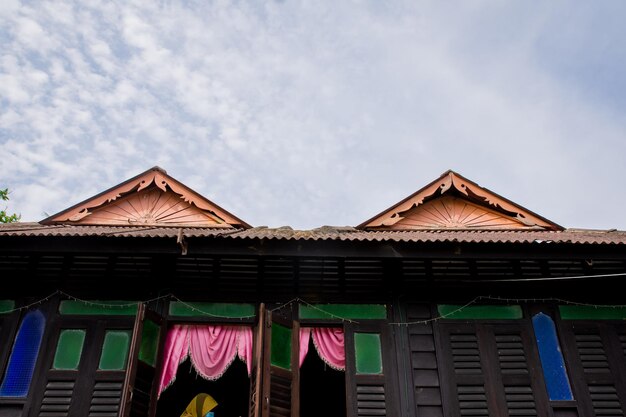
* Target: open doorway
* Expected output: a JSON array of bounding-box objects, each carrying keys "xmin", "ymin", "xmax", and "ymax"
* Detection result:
[
  {"xmin": 156, "ymin": 357, "xmax": 250, "ymax": 417},
  {"xmin": 299, "ymin": 335, "xmax": 346, "ymax": 417}
]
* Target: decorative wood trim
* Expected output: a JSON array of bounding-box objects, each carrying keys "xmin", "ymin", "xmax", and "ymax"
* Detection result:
[
  {"xmin": 71, "ymin": 188, "xmax": 230, "ymax": 226},
  {"xmin": 41, "ymin": 167, "xmax": 250, "ymax": 228},
  {"xmin": 384, "ymin": 196, "xmax": 534, "ymax": 230},
  {"xmin": 358, "ymin": 170, "xmax": 562, "ymax": 231}
]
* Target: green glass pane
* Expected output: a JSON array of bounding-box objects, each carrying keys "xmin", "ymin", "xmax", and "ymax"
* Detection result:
[
  {"xmin": 437, "ymin": 305, "xmax": 522, "ymax": 320},
  {"xmin": 138, "ymin": 319, "xmax": 160, "ymax": 367},
  {"xmin": 168, "ymin": 302, "xmax": 255, "ymax": 318},
  {"xmin": 99, "ymin": 330, "xmax": 131, "ymax": 370},
  {"xmin": 270, "ymin": 323, "xmax": 291, "ymax": 370},
  {"xmin": 355, "ymin": 333, "xmax": 383, "ymax": 374},
  {"xmin": 59, "ymin": 300, "xmax": 138, "ymax": 315},
  {"xmin": 53, "ymin": 329, "xmax": 86, "ymax": 370},
  {"xmin": 559, "ymin": 305, "xmax": 626, "ymax": 320},
  {"xmin": 299, "ymin": 304, "xmax": 387, "ymax": 320},
  {"xmin": 0, "ymin": 300, "xmax": 15, "ymax": 314}
]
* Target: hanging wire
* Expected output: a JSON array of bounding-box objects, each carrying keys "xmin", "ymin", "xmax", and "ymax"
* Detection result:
[
  {"xmin": 3, "ymin": 285, "xmax": 626, "ymax": 324},
  {"xmin": 268, "ymin": 297, "xmax": 299, "ymax": 313},
  {"xmin": 389, "ymin": 296, "xmax": 485, "ymax": 326},
  {"xmin": 296, "ymin": 298, "xmax": 359, "ymax": 323},
  {"xmin": 269, "ymin": 297, "xmax": 358, "ymax": 323},
  {"xmin": 0, "ymin": 290, "xmax": 60, "ymax": 314},
  {"xmin": 57, "ymin": 290, "xmax": 171, "ymax": 308},
  {"xmin": 388, "ymin": 294, "xmax": 626, "ymax": 326},
  {"xmin": 473, "ymin": 272, "xmax": 626, "ymax": 282},
  {"xmin": 168, "ymin": 295, "xmax": 257, "ymax": 319}
]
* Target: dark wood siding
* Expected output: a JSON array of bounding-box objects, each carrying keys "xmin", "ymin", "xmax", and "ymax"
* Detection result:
[{"xmin": 405, "ymin": 304, "xmax": 443, "ymax": 417}]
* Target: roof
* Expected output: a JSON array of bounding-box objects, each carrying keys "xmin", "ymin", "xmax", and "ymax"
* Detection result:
[
  {"xmin": 41, "ymin": 166, "xmax": 251, "ymax": 229},
  {"xmin": 357, "ymin": 170, "xmax": 562, "ymax": 231},
  {"xmin": 2, "ymin": 222, "xmax": 625, "ymax": 245},
  {"xmin": 5, "ymin": 168, "xmax": 622, "ymax": 246}
]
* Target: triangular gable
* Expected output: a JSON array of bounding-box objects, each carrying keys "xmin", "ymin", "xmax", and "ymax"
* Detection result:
[
  {"xmin": 41, "ymin": 167, "xmax": 251, "ymax": 228},
  {"xmin": 357, "ymin": 170, "xmax": 562, "ymax": 231}
]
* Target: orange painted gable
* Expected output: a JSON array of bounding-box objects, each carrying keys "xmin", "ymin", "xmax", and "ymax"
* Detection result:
[
  {"xmin": 358, "ymin": 170, "xmax": 562, "ymax": 231},
  {"xmin": 41, "ymin": 167, "xmax": 250, "ymax": 228}
]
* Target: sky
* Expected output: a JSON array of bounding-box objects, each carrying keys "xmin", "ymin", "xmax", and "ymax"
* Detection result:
[{"xmin": 2, "ymin": 1, "xmax": 626, "ymax": 231}]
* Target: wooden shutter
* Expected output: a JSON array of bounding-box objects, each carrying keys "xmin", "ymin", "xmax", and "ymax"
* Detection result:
[
  {"xmin": 344, "ymin": 321, "xmax": 399, "ymax": 417},
  {"xmin": 261, "ymin": 306, "xmax": 299, "ymax": 417},
  {"xmin": 120, "ymin": 303, "xmax": 165, "ymax": 417},
  {"xmin": 27, "ymin": 316, "xmax": 135, "ymax": 417},
  {"xmin": 439, "ymin": 323, "xmax": 490, "ymax": 416},
  {"xmin": 494, "ymin": 323, "xmax": 551, "ymax": 417},
  {"xmin": 249, "ymin": 303, "xmax": 266, "ymax": 417},
  {"xmin": 0, "ymin": 308, "xmax": 20, "ymax": 384},
  {"xmin": 558, "ymin": 321, "xmax": 626, "ymax": 416},
  {"xmin": 438, "ymin": 321, "xmax": 550, "ymax": 417}
]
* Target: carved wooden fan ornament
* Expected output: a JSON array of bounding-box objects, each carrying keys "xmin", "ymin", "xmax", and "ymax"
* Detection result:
[
  {"xmin": 358, "ymin": 171, "xmax": 562, "ymax": 231},
  {"xmin": 41, "ymin": 167, "xmax": 250, "ymax": 228}
]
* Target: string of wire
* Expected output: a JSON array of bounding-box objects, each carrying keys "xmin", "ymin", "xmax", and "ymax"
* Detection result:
[
  {"xmin": 0, "ymin": 292, "xmax": 355, "ymax": 322},
  {"xmin": 3, "ymin": 290, "xmax": 626, "ymax": 325}
]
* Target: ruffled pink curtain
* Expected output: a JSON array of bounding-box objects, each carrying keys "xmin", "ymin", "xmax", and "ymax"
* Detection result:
[
  {"xmin": 299, "ymin": 327, "xmax": 345, "ymax": 371},
  {"xmin": 299, "ymin": 327, "xmax": 312, "ymax": 368},
  {"xmin": 158, "ymin": 325, "xmax": 253, "ymax": 397}
]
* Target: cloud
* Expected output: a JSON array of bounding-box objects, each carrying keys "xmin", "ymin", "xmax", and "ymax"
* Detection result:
[{"xmin": 1, "ymin": 1, "xmax": 626, "ymax": 230}]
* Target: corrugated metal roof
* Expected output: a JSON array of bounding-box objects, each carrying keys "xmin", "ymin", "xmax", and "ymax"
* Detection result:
[
  {"xmin": 2, "ymin": 222, "xmax": 626, "ymax": 245},
  {"xmin": 0, "ymin": 223, "xmax": 229, "ymax": 238}
]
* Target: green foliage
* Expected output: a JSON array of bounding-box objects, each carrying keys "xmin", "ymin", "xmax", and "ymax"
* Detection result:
[{"xmin": 1, "ymin": 188, "xmax": 20, "ymax": 223}]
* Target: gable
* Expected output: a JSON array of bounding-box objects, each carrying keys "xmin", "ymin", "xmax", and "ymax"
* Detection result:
[
  {"xmin": 41, "ymin": 167, "xmax": 250, "ymax": 228},
  {"xmin": 358, "ymin": 170, "xmax": 562, "ymax": 231},
  {"xmin": 382, "ymin": 196, "xmax": 533, "ymax": 230},
  {"xmin": 66, "ymin": 186, "xmax": 229, "ymax": 226}
]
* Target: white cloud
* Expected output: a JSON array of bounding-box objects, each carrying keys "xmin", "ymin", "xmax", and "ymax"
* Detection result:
[{"xmin": 1, "ymin": 1, "xmax": 626, "ymax": 229}]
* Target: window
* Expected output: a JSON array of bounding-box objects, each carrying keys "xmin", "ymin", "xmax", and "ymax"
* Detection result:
[
  {"xmin": 532, "ymin": 313, "xmax": 573, "ymax": 401},
  {"xmin": 0, "ymin": 310, "xmax": 45, "ymax": 397}
]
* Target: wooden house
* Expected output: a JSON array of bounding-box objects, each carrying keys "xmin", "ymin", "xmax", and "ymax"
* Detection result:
[{"xmin": 1, "ymin": 166, "xmax": 626, "ymax": 417}]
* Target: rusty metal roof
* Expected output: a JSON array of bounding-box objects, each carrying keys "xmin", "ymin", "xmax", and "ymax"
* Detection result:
[
  {"xmin": 0, "ymin": 223, "xmax": 228, "ymax": 238},
  {"xmin": 2, "ymin": 222, "xmax": 626, "ymax": 245},
  {"xmin": 225, "ymin": 226, "xmax": 626, "ymax": 245}
]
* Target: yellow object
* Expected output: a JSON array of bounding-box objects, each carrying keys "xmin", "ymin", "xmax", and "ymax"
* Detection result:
[{"xmin": 180, "ymin": 393, "xmax": 218, "ymax": 417}]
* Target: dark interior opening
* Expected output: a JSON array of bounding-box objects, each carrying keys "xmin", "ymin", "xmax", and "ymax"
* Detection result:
[
  {"xmin": 156, "ymin": 357, "xmax": 250, "ymax": 417},
  {"xmin": 300, "ymin": 336, "xmax": 346, "ymax": 417}
]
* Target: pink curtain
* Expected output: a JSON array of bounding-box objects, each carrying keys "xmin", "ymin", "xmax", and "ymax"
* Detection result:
[
  {"xmin": 299, "ymin": 327, "xmax": 345, "ymax": 371},
  {"xmin": 158, "ymin": 325, "xmax": 253, "ymax": 397},
  {"xmin": 299, "ymin": 327, "xmax": 312, "ymax": 368}
]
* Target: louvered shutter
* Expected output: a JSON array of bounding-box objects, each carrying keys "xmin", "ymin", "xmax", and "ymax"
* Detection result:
[
  {"xmin": 119, "ymin": 304, "xmax": 165, "ymax": 417},
  {"xmin": 249, "ymin": 303, "xmax": 266, "ymax": 417},
  {"xmin": 28, "ymin": 317, "xmax": 134, "ymax": 417},
  {"xmin": 438, "ymin": 322, "xmax": 550, "ymax": 417},
  {"xmin": 439, "ymin": 323, "xmax": 490, "ymax": 416},
  {"xmin": 494, "ymin": 324, "xmax": 550, "ymax": 417},
  {"xmin": 0, "ymin": 308, "xmax": 20, "ymax": 379},
  {"xmin": 344, "ymin": 321, "xmax": 399, "ymax": 417},
  {"xmin": 260, "ymin": 306, "xmax": 299, "ymax": 417},
  {"xmin": 558, "ymin": 322, "xmax": 626, "ymax": 416}
]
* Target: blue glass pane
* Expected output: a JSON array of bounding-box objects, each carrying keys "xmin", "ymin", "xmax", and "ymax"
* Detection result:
[
  {"xmin": 532, "ymin": 313, "xmax": 573, "ymax": 401},
  {"xmin": 0, "ymin": 310, "xmax": 45, "ymax": 397}
]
